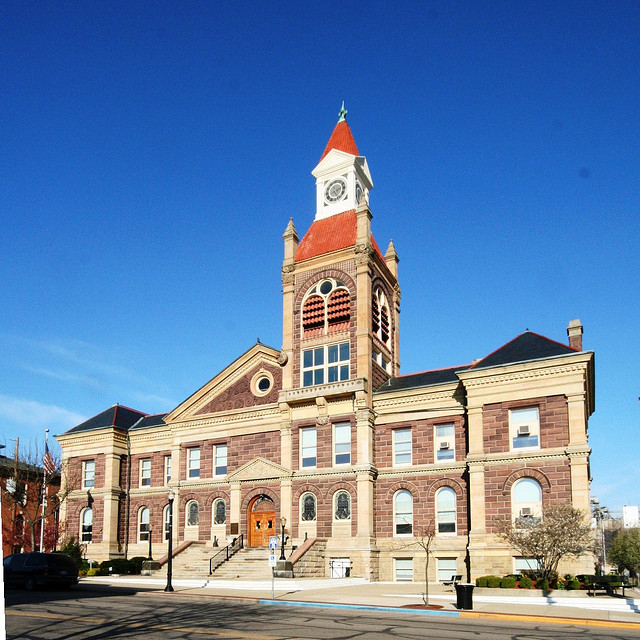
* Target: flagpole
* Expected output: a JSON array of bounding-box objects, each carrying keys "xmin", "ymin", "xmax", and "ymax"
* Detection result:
[{"xmin": 40, "ymin": 429, "xmax": 49, "ymax": 552}]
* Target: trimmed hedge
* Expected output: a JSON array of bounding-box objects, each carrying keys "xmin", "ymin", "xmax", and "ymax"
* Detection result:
[
  {"xmin": 486, "ymin": 575, "xmax": 502, "ymax": 588},
  {"xmin": 519, "ymin": 576, "xmax": 533, "ymax": 589},
  {"xmin": 536, "ymin": 578, "xmax": 550, "ymax": 590},
  {"xmin": 500, "ymin": 576, "xmax": 516, "ymax": 589}
]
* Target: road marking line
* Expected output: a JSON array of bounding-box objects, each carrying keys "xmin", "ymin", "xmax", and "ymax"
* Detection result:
[
  {"xmin": 6, "ymin": 611, "xmax": 307, "ymax": 639},
  {"xmin": 461, "ymin": 611, "xmax": 640, "ymax": 630}
]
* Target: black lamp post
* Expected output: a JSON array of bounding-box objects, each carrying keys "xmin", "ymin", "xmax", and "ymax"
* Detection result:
[
  {"xmin": 164, "ymin": 489, "xmax": 175, "ymax": 592},
  {"xmin": 280, "ymin": 517, "xmax": 286, "ymax": 560},
  {"xmin": 147, "ymin": 524, "xmax": 154, "ymax": 561}
]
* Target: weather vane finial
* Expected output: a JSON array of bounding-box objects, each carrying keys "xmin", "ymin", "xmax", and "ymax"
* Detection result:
[{"xmin": 337, "ymin": 101, "xmax": 347, "ymax": 122}]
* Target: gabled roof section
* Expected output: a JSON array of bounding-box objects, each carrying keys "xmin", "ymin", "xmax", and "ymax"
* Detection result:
[
  {"xmin": 294, "ymin": 209, "xmax": 384, "ymax": 262},
  {"xmin": 319, "ymin": 119, "xmax": 359, "ymax": 162},
  {"xmin": 468, "ymin": 331, "xmax": 578, "ymax": 370},
  {"xmin": 375, "ymin": 365, "xmax": 470, "ymax": 394},
  {"xmin": 64, "ymin": 405, "xmax": 147, "ymax": 435}
]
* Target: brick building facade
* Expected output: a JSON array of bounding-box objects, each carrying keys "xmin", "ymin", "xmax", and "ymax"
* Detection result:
[{"xmin": 56, "ymin": 109, "xmax": 595, "ymax": 582}]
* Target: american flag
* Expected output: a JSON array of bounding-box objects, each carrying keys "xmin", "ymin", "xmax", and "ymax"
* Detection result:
[{"xmin": 43, "ymin": 442, "xmax": 55, "ymax": 475}]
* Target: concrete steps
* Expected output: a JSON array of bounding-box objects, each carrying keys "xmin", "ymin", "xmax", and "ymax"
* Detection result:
[{"xmin": 211, "ymin": 547, "xmax": 273, "ymax": 580}]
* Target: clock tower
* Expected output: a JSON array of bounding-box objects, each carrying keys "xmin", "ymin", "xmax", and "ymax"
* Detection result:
[{"xmin": 311, "ymin": 103, "xmax": 374, "ymax": 221}]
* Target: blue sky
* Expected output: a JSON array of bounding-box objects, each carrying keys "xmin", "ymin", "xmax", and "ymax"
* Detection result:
[{"xmin": 1, "ymin": 1, "xmax": 638, "ymax": 514}]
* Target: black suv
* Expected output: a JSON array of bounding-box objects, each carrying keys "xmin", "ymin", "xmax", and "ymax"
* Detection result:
[{"xmin": 3, "ymin": 552, "xmax": 79, "ymax": 590}]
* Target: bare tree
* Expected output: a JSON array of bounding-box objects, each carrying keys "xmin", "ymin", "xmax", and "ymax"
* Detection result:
[
  {"xmin": 496, "ymin": 503, "xmax": 594, "ymax": 581},
  {"xmin": 395, "ymin": 522, "xmax": 437, "ymax": 606}
]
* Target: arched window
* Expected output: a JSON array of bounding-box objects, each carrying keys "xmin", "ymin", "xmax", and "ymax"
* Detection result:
[
  {"xmin": 372, "ymin": 287, "xmax": 390, "ymax": 345},
  {"xmin": 394, "ymin": 490, "xmax": 413, "ymax": 535},
  {"xmin": 334, "ymin": 490, "xmax": 351, "ymax": 521},
  {"xmin": 186, "ymin": 500, "xmax": 199, "ymax": 527},
  {"xmin": 301, "ymin": 279, "xmax": 351, "ymax": 337},
  {"xmin": 213, "ymin": 498, "xmax": 226, "ymax": 525},
  {"xmin": 163, "ymin": 504, "xmax": 172, "ymax": 542},
  {"xmin": 436, "ymin": 487, "xmax": 456, "ymax": 534},
  {"xmin": 139, "ymin": 506, "xmax": 150, "ymax": 542},
  {"xmin": 81, "ymin": 507, "xmax": 93, "ymax": 543},
  {"xmin": 512, "ymin": 478, "xmax": 542, "ymax": 524},
  {"xmin": 301, "ymin": 493, "xmax": 317, "ymax": 521}
]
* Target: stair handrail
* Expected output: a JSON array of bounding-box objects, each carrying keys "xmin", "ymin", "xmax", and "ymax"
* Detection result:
[{"xmin": 209, "ymin": 534, "xmax": 244, "ymax": 574}]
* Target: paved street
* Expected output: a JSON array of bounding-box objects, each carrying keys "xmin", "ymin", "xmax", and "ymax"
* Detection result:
[{"xmin": 5, "ymin": 583, "xmax": 640, "ymax": 640}]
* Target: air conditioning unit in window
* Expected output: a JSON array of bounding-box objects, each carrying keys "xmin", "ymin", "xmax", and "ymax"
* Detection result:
[
  {"xmin": 517, "ymin": 425, "xmax": 531, "ymax": 437},
  {"xmin": 439, "ymin": 441, "xmax": 450, "ymax": 450},
  {"xmin": 520, "ymin": 507, "xmax": 533, "ymax": 517}
]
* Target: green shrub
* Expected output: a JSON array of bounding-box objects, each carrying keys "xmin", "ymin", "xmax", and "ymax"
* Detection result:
[
  {"xmin": 128, "ymin": 557, "xmax": 147, "ymax": 575},
  {"xmin": 486, "ymin": 575, "xmax": 502, "ymax": 588},
  {"xmin": 476, "ymin": 576, "xmax": 488, "ymax": 587},
  {"xmin": 100, "ymin": 558, "xmax": 131, "ymax": 575},
  {"xmin": 59, "ymin": 536, "xmax": 84, "ymax": 567},
  {"xmin": 500, "ymin": 576, "xmax": 516, "ymax": 589},
  {"xmin": 519, "ymin": 576, "xmax": 533, "ymax": 589},
  {"xmin": 567, "ymin": 579, "xmax": 580, "ymax": 590},
  {"xmin": 537, "ymin": 578, "xmax": 550, "ymax": 590},
  {"xmin": 86, "ymin": 568, "xmax": 104, "ymax": 576}
]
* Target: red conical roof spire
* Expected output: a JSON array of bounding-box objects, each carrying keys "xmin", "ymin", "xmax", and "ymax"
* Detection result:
[{"xmin": 319, "ymin": 102, "xmax": 360, "ymax": 162}]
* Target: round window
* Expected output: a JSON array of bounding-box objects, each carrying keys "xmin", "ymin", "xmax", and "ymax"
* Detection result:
[
  {"xmin": 257, "ymin": 376, "xmax": 271, "ymax": 392},
  {"xmin": 320, "ymin": 280, "xmax": 333, "ymax": 295}
]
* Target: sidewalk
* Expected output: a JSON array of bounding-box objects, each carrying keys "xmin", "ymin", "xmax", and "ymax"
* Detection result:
[{"xmin": 82, "ymin": 575, "xmax": 640, "ymax": 629}]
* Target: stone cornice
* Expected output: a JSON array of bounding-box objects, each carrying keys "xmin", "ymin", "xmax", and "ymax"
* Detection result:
[
  {"xmin": 280, "ymin": 378, "xmax": 367, "ymax": 405},
  {"xmin": 169, "ymin": 406, "xmax": 281, "ymax": 432},
  {"xmin": 466, "ymin": 448, "xmax": 574, "ymax": 467},
  {"xmin": 377, "ymin": 464, "xmax": 467, "ymax": 478}
]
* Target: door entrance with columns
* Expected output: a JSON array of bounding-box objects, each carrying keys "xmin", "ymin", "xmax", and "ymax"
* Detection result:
[{"xmin": 248, "ymin": 495, "xmax": 276, "ymax": 547}]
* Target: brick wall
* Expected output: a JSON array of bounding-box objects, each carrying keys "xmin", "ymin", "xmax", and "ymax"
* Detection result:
[
  {"xmin": 230, "ymin": 430, "xmax": 280, "ymax": 470},
  {"xmin": 291, "ymin": 417, "xmax": 355, "ymax": 469},
  {"xmin": 67, "ymin": 453, "xmax": 106, "ymax": 490}
]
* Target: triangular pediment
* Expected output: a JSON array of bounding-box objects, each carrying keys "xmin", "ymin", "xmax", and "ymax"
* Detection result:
[
  {"xmin": 164, "ymin": 343, "xmax": 284, "ymax": 423},
  {"xmin": 227, "ymin": 457, "xmax": 291, "ymax": 482}
]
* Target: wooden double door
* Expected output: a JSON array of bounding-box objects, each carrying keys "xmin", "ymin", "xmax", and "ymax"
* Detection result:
[{"xmin": 249, "ymin": 495, "xmax": 276, "ymax": 547}]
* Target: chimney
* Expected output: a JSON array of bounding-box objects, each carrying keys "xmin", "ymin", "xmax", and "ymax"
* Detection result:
[{"xmin": 567, "ymin": 319, "xmax": 583, "ymax": 351}]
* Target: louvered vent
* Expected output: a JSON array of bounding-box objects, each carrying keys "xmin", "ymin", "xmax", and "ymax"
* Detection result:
[
  {"xmin": 302, "ymin": 295, "xmax": 325, "ymax": 336},
  {"xmin": 327, "ymin": 289, "xmax": 350, "ymax": 332},
  {"xmin": 372, "ymin": 298, "xmax": 380, "ymax": 334},
  {"xmin": 381, "ymin": 305, "xmax": 390, "ymax": 344}
]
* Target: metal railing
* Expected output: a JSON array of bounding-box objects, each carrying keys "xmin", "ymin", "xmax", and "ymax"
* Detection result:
[{"xmin": 209, "ymin": 534, "xmax": 244, "ymax": 574}]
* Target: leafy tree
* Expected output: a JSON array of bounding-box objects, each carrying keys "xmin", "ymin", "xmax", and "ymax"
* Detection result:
[
  {"xmin": 496, "ymin": 503, "xmax": 594, "ymax": 581},
  {"xmin": 608, "ymin": 528, "xmax": 640, "ymax": 576}
]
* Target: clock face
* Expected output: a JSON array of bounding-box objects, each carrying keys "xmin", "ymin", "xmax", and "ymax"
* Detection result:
[{"xmin": 324, "ymin": 178, "xmax": 347, "ymax": 204}]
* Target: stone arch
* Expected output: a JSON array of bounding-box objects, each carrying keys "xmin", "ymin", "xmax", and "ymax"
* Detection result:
[
  {"xmin": 241, "ymin": 487, "xmax": 280, "ymax": 513},
  {"xmin": 294, "ymin": 269, "xmax": 356, "ymax": 310},
  {"xmin": 204, "ymin": 490, "xmax": 230, "ymax": 510},
  {"xmin": 502, "ymin": 468, "xmax": 552, "ymax": 495},
  {"xmin": 384, "ymin": 480, "xmax": 421, "ymax": 503},
  {"xmin": 427, "ymin": 477, "xmax": 465, "ymax": 500},
  {"xmin": 322, "ymin": 480, "xmax": 357, "ymax": 502}
]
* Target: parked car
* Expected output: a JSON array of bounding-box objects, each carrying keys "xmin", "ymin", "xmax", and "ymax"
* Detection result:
[{"xmin": 3, "ymin": 552, "xmax": 79, "ymax": 590}]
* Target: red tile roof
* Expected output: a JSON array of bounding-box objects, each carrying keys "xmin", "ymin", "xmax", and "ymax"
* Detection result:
[
  {"xmin": 295, "ymin": 209, "xmax": 385, "ymax": 262},
  {"xmin": 319, "ymin": 120, "xmax": 360, "ymax": 162}
]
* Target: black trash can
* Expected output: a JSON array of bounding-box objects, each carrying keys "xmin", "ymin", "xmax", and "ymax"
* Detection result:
[{"xmin": 455, "ymin": 583, "xmax": 474, "ymax": 610}]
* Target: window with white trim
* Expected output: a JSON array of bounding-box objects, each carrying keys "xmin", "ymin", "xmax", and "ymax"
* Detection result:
[
  {"xmin": 81, "ymin": 507, "xmax": 93, "ymax": 543},
  {"xmin": 82, "ymin": 460, "xmax": 95, "ymax": 489},
  {"xmin": 334, "ymin": 490, "xmax": 351, "ymax": 521},
  {"xmin": 302, "ymin": 341, "xmax": 350, "ymax": 387},
  {"xmin": 512, "ymin": 478, "xmax": 542, "ymax": 525},
  {"xmin": 436, "ymin": 487, "xmax": 456, "ymax": 534},
  {"xmin": 301, "ymin": 278, "xmax": 351, "ymax": 338},
  {"xmin": 437, "ymin": 557, "xmax": 458, "ymax": 582},
  {"xmin": 139, "ymin": 506, "xmax": 150, "ymax": 542},
  {"xmin": 393, "ymin": 428, "xmax": 412, "ymax": 466},
  {"xmin": 394, "ymin": 490, "xmax": 413, "ymax": 536},
  {"xmin": 372, "ymin": 348, "xmax": 391, "ymax": 373},
  {"xmin": 510, "ymin": 407, "xmax": 540, "ymax": 450},
  {"xmin": 213, "ymin": 498, "xmax": 226, "ymax": 525},
  {"xmin": 140, "ymin": 458, "xmax": 151, "ymax": 487},
  {"xmin": 514, "ymin": 557, "xmax": 541, "ymax": 573},
  {"xmin": 300, "ymin": 492, "xmax": 317, "ymax": 521},
  {"xmin": 333, "ymin": 423, "xmax": 351, "ymax": 465},
  {"xmin": 300, "ymin": 427, "xmax": 317, "ymax": 468},
  {"xmin": 435, "ymin": 424, "xmax": 455, "ymax": 461},
  {"xmin": 214, "ymin": 444, "xmax": 227, "ymax": 475},
  {"xmin": 394, "ymin": 558, "xmax": 413, "ymax": 581},
  {"xmin": 187, "ymin": 447, "xmax": 200, "ymax": 479},
  {"xmin": 186, "ymin": 500, "xmax": 199, "ymax": 527},
  {"xmin": 372, "ymin": 286, "xmax": 390, "ymax": 345},
  {"xmin": 164, "ymin": 455, "xmax": 172, "ymax": 485}
]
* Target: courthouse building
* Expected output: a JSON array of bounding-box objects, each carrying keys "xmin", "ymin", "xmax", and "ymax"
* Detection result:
[{"xmin": 57, "ymin": 109, "xmax": 595, "ymax": 581}]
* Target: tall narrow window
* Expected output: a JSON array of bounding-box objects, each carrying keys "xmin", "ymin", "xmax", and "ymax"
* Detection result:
[
  {"xmin": 510, "ymin": 407, "xmax": 540, "ymax": 450},
  {"xmin": 187, "ymin": 448, "xmax": 200, "ymax": 478},
  {"xmin": 334, "ymin": 423, "xmax": 351, "ymax": 465},
  {"xmin": 214, "ymin": 444, "xmax": 228, "ymax": 475},
  {"xmin": 186, "ymin": 500, "xmax": 199, "ymax": 527},
  {"xmin": 140, "ymin": 458, "xmax": 151, "ymax": 487},
  {"xmin": 372, "ymin": 287, "xmax": 390, "ymax": 345},
  {"xmin": 213, "ymin": 499, "xmax": 226, "ymax": 525},
  {"xmin": 435, "ymin": 424, "xmax": 455, "ymax": 461},
  {"xmin": 393, "ymin": 428, "xmax": 412, "ymax": 466},
  {"xmin": 394, "ymin": 490, "xmax": 413, "ymax": 535},
  {"xmin": 139, "ymin": 506, "xmax": 150, "ymax": 542},
  {"xmin": 300, "ymin": 428, "xmax": 317, "ymax": 468},
  {"xmin": 81, "ymin": 507, "xmax": 93, "ymax": 543},
  {"xmin": 83, "ymin": 460, "xmax": 95, "ymax": 489},
  {"xmin": 334, "ymin": 490, "xmax": 351, "ymax": 521},
  {"xmin": 436, "ymin": 487, "xmax": 456, "ymax": 534},
  {"xmin": 512, "ymin": 478, "xmax": 542, "ymax": 525},
  {"xmin": 164, "ymin": 455, "xmax": 172, "ymax": 485},
  {"xmin": 301, "ymin": 493, "xmax": 317, "ymax": 521}
]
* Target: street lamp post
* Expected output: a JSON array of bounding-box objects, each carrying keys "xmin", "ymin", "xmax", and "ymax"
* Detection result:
[
  {"xmin": 164, "ymin": 490, "xmax": 175, "ymax": 592},
  {"xmin": 147, "ymin": 524, "xmax": 154, "ymax": 561},
  {"xmin": 280, "ymin": 517, "xmax": 286, "ymax": 561}
]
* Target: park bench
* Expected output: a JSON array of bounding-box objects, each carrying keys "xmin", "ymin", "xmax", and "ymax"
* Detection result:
[{"xmin": 442, "ymin": 574, "xmax": 463, "ymax": 590}]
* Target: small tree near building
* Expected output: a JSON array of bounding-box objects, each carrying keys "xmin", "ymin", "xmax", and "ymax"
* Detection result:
[
  {"xmin": 496, "ymin": 503, "xmax": 594, "ymax": 581},
  {"xmin": 608, "ymin": 528, "xmax": 640, "ymax": 577}
]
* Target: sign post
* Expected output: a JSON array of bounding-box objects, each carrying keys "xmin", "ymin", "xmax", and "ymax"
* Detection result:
[{"xmin": 269, "ymin": 536, "xmax": 278, "ymax": 599}]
